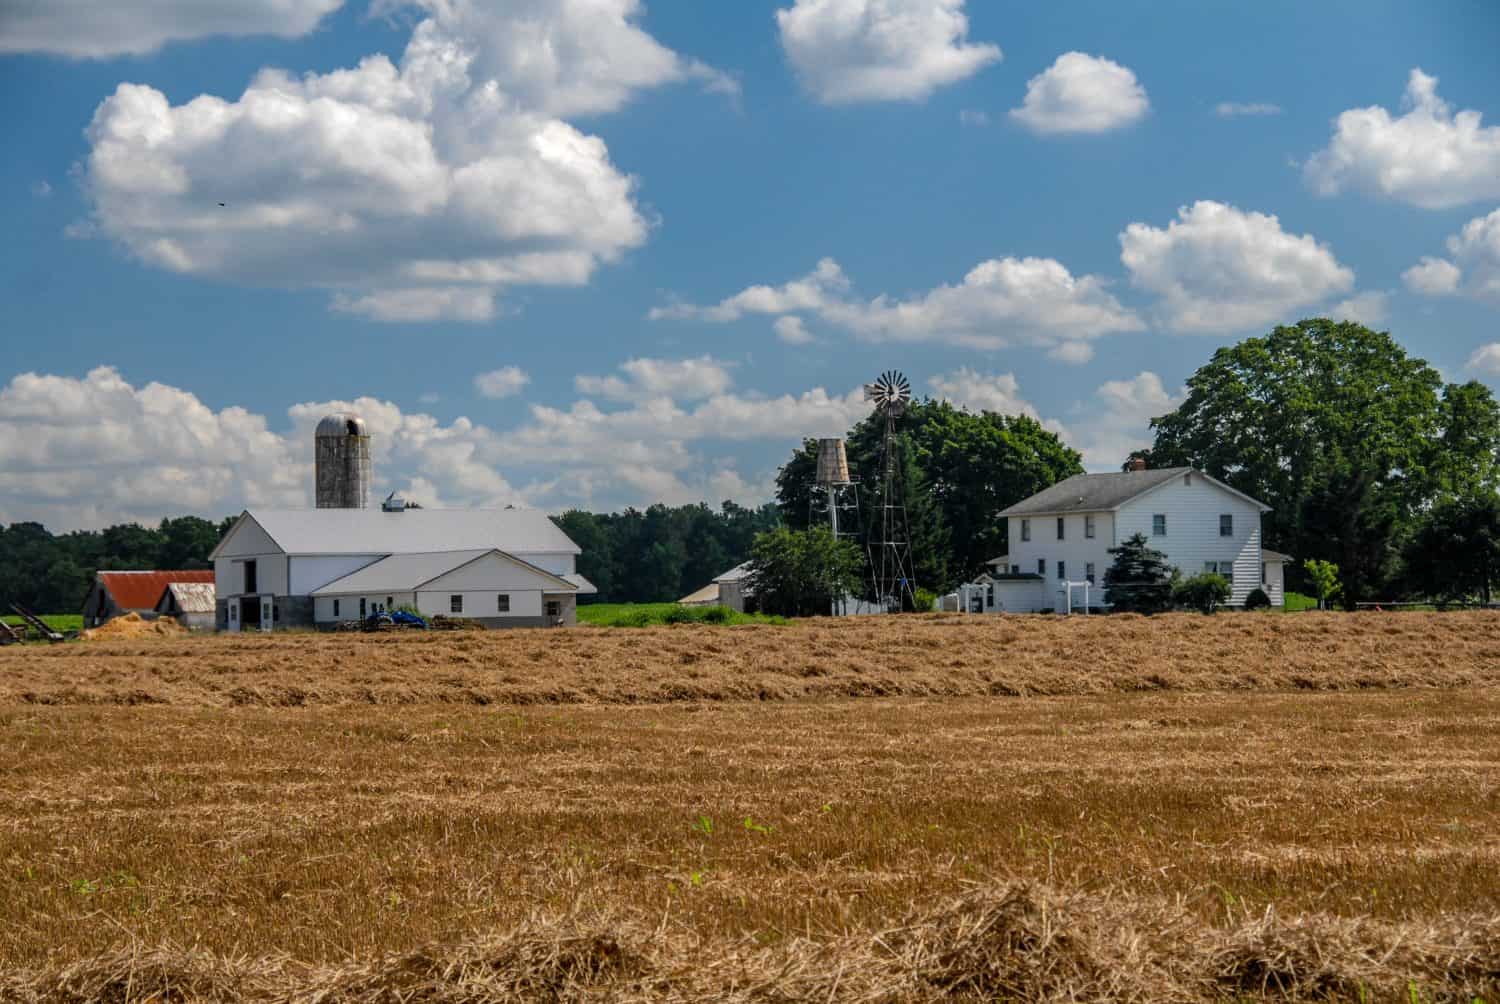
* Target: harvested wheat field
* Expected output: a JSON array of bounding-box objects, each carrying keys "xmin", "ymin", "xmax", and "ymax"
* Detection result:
[
  {"xmin": 4, "ymin": 611, "xmax": 1500, "ymax": 707},
  {"xmin": 2, "ymin": 614, "xmax": 1498, "ymax": 1001}
]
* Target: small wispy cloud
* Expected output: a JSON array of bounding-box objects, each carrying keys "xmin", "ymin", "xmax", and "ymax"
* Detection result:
[
  {"xmin": 1215, "ymin": 101, "xmax": 1282, "ymax": 118},
  {"xmin": 959, "ymin": 108, "xmax": 990, "ymax": 127},
  {"xmin": 31, "ymin": 180, "xmax": 52, "ymax": 198}
]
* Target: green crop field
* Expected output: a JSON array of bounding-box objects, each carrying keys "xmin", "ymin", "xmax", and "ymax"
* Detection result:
[
  {"xmin": 1, "ymin": 613, "xmax": 82, "ymax": 633},
  {"xmin": 576, "ymin": 602, "xmax": 785, "ymax": 627}
]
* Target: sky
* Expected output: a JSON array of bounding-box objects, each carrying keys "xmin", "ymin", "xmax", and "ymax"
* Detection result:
[{"xmin": 2, "ymin": 0, "xmax": 1499, "ymax": 531}]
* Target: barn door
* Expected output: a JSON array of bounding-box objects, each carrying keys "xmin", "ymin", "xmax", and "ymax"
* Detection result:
[{"xmin": 260, "ymin": 596, "xmax": 274, "ymax": 633}]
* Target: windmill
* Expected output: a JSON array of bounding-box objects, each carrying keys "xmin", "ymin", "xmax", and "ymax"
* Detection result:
[{"xmin": 863, "ymin": 370, "xmax": 917, "ymax": 612}]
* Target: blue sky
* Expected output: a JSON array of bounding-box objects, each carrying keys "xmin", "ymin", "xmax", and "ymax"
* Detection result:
[{"xmin": 2, "ymin": 0, "xmax": 1499, "ymax": 530}]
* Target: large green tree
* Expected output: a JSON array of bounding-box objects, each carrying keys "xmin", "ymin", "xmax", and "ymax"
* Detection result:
[
  {"xmin": 1402, "ymin": 494, "xmax": 1500, "ymax": 605},
  {"xmin": 745, "ymin": 527, "xmax": 864, "ymax": 618},
  {"xmin": 1144, "ymin": 318, "xmax": 1498, "ymax": 604},
  {"xmin": 775, "ymin": 399, "xmax": 1081, "ymax": 590}
]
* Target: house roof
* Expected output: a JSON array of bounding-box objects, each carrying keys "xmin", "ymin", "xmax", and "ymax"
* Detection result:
[
  {"xmin": 159, "ymin": 581, "xmax": 216, "ymax": 613},
  {"xmin": 310, "ymin": 548, "xmax": 575, "ymax": 596},
  {"xmin": 1262, "ymin": 549, "xmax": 1293, "ymax": 563},
  {"xmin": 714, "ymin": 561, "xmax": 753, "ymax": 584},
  {"xmin": 559, "ymin": 573, "xmax": 598, "ymax": 595},
  {"xmin": 678, "ymin": 582, "xmax": 721, "ymax": 606},
  {"xmin": 997, "ymin": 468, "xmax": 1270, "ymax": 517},
  {"xmin": 96, "ymin": 570, "xmax": 215, "ymax": 611},
  {"xmin": 213, "ymin": 508, "xmax": 580, "ymax": 559}
]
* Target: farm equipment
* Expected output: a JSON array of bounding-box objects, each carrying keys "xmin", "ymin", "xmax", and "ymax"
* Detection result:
[
  {"xmin": 344, "ymin": 610, "xmax": 429, "ymax": 632},
  {"xmin": 9, "ymin": 604, "xmax": 65, "ymax": 643},
  {"xmin": 0, "ymin": 619, "xmax": 20, "ymax": 645}
]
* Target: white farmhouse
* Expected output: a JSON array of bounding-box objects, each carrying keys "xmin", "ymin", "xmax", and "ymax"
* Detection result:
[
  {"xmin": 210, "ymin": 508, "xmax": 596, "ymax": 631},
  {"xmin": 975, "ymin": 466, "xmax": 1288, "ymax": 612}
]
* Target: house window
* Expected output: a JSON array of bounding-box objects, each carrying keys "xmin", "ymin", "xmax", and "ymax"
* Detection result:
[
  {"xmin": 545, "ymin": 599, "xmax": 562, "ymax": 618},
  {"xmin": 1205, "ymin": 561, "xmax": 1234, "ymax": 585},
  {"xmin": 387, "ymin": 596, "xmax": 394, "ymax": 609},
  {"xmin": 497, "ymin": 594, "xmax": 510, "ymax": 613},
  {"xmin": 1261, "ymin": 563, "xmax": 1267, "ymax": 585},
  {"xmin": 450, "ymin": 595, "xmax": 463, "ymax": 614},
  {"xmin": 1085, "ymin": 515, "xmax": 1095, "ymax": 539},
  {"xmin": 1085, "ymin": 562, "xmax": 1096, "ymax": 585},
  {"xmin": 1152, "ymin": 514, "xmax": 1167, "ymax": 536},
  {"xmin": 1057, "ymin": 517, "xmax": 1065, "ymax": 540},
  {"xmin": 1037, "ymin": 558, "xmax": 1045, "ymax": 576},
  {"xmin": 1220, "ymin": 514, "xmax": 1233, "ymax": 537},
  {"xmin": 333, "ymin": 599, "xmax": 340, "ymax": 618},
  {"xmin": 1021, "ymin": 519, "xmax": 1031, "ymax": 542},
  {"xmin": 359, "ymin": 597, "xmax": 366, "ymax": 618},
  {"xmin": 1057, "ymin": 561, "xmax": 1066, "ymax": 580},
  {"xmin": 244, "ymin": 559, "xmax": 257, "ymax": 594}
]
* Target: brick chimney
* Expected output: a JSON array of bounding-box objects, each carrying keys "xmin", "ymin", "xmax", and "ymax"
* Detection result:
[{"xmin": 1129, "ymin": 456, "xmax": 1148, "ymax": 472}]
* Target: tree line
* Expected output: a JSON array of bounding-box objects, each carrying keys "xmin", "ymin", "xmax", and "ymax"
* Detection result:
[{"xmin": 3, "ymin": 319, "xmax": 1497, "ymax": 614}]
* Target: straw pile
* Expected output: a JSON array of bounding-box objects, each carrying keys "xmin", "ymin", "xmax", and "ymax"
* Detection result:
[
  {"xmin": 79, "ymin": 611, "xmax": 186, "ymax": 641},
  {"xmin": 5, "ymin": 883, "xmax": 1495, "ymax": 1002}
]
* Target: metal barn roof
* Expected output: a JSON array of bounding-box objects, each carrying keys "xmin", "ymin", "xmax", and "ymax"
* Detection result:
[
  {"xmin": 217, "ymin": 508, "xmax": 581, "ymax": 558},
  {"xmin": 311, "ymin": 549, "xmax": 575, "ymax": 595},
  {"xmin": 96, "ymin": 570, "xmax": 215, "ymax": 610},
  {"xmin": 159, "ymin": 581, "xmax": 216, "ymax": 613}
]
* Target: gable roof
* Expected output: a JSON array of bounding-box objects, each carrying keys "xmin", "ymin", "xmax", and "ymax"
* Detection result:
[
  {"xmin": 212, "ymin": 508, "xmax": 580, "ymax": 560},
  {"xmin": 96, "ymin": 570, "xmax": 215, "ymax": 610},
  {"xmin": 310, "ymin": 549, "xmax": 574, "ymax": 595},
  {"xmin": 997, "ymin": 468, "xmax": 1270, "ymax": 517},
  {"xmin": 1262, "ymin": 549, "xmax": 1294, "ymax": 563},
  {"xmin": 714, "ymin": 561, "xmax": 753, "ymax": 584},
  {"xmin": 158, "ymin": 581, "xmax": 216, "ymax": 614}
]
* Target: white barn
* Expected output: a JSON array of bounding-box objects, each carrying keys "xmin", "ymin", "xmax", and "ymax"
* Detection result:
[
  {"xmin": 973, "ymin": 466, "xmax": 1287, "ymax": 613},
  {"xmin": 210, "ymin": 508, "xmax": 596, "ymax": 631}
]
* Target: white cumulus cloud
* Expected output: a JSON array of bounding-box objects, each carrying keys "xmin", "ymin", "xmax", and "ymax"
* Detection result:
[
  {"xmin": 1403, "ymin": 256, "xmax": 1463, "ymax": 296},
  {"xmin": 774, "ymin": 315, "xmax": 814, "ymax": 344},
  {"xmin": 1120, "ymin": 200, "xmax": 1355, "ymax": 333},
  {"xmin": 474, "ymin": 366, "xmax": 531, "ymax": 399},
  {"xmin": 1009, "ymin": 52, "xmax": 1149, "ymax": 134},
  {"xmin": 1215, "ymin": 102, "xmax": 1281, "ymax": 118},
  {"xmin": 1329, "ymin": 290, "xmax": 1390, "ymax": 327},
  {"xmin": 653, "ymin": 255, "xmax": 1143, "ymax": 354},
  {"xmin": 574, "ymin": 356, "xmax": 736, "ymax": 402},
  {"xmin": 0, "ymin": 0, "xmax": 344, "ymax": 58},
  {"xmin": 926, "ymin": 368, "xmax": 1040, "ymax": 418},
  {"xmin": 1305, "ymin": 69, "xmax": 1500, "ymax": 210},
  {"xmin": 776, "ymin": 0, "xmax": 1000, "ymax": 104},
  {"xmin": 73, "ymin": 1, "xmax": 734, "ymax": 322},
  {"xmin": 1469, "ymin": 344, "xmax": 1500, "ymax": 377}
]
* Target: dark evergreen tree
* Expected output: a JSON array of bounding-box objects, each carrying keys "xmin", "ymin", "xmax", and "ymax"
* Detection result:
[{"xmin": 1104, "ymin": 533, "xmax": 1175, "ymax": 614}]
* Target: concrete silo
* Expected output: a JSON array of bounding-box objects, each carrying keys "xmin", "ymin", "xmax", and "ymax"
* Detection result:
[{"xmin": 315, "ymin": 413, "xmax": 372, "ymax": 509}]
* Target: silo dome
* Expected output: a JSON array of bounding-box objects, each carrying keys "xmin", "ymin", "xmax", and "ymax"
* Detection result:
[
  {"xmin": 316, "ymin": 413, "xmax": 369, "ymax": 439},
  {"xmin": 314, "ymin": 412, "xmax": 372, "ymax": 509}
]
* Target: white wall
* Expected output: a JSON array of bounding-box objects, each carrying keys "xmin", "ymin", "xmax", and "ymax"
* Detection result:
[
  {"xmin": 1116, "ymin": 472, "xmax": 1264, "ymax": 605},
  {"xmin": 291, "ymin": 555, "xmax": 382, "ymax": 595},
  {"xmin": 1263, "ymin": 560, "xmax": 1286, "ymax": 607},
  {"xmin": 214, "ymin": 515, "xmax": 288, "ymax": 598},
  {"xmin": 314, "ymin": 592, "xmax": 416, "ymax": 623},
  {"xmin": 415, "ymin": 589, "xmax": 543, "ymax": 619},
  {"xmin": 1006, "ymin": 512, "xmax": 1116, "ymax": 597},
  {"xmin": 424, "ymin": 551, "xmax": 569, "ymax": 592}
]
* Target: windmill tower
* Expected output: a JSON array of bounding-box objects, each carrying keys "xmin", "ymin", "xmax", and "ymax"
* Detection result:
[{"xmin": 863, "ymin": 370, "xmax": 917, "ymax": 612}]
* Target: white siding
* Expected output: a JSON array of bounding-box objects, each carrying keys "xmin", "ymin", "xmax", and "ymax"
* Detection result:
[
  {"xmin": 1005, "ymin": 513, "xmax": 1117, "ymax": 610},
  {"xmin": 416, "ymin": 589, "xmax": 544, "ymax": 619},
  {"xmin": 214, "ymin": 515, "xmax": 288, "ymax": 599},
  {"xmin": 314, "ymin": 592, "xmax": 416, "ymax": 623},
  {"xmin": 1262, "ymin": 559, "xmax": 1286, "ymax": 607},
  {"xmin": 421, "ymin": 551, "xmax": 569, "ymax": 592},
  {"xmin": 1115, "ymin": 472, "xmax": 1264, "ymax": 606},
  {"xmin": 290, "ymin": 555, "xmax": 382, "ymax": 595}
]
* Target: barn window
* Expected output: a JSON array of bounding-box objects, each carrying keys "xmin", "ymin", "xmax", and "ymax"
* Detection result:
[
  {"xmin": 497, "ymin": 594, "xmax": 510, "ymax": 613},
  {"xmin": 1057, "ymin": 561, "xmax": 1066, "ymax": 580},
  {"xmin": 1261, "ymin": 563, "xmax": 1267, "ymax": 584},
  {"xmin": 359, "ymin": 598, "xmax": 366, "ymax": 617},
  {"xmin": 450, "ymin": 595, "xmax": 463, "ymax": 614},
  {"xmin": 386, "ymin": 596, "xmax": 393, "ymax": 609},
  {"xmin": 244, "ymin": 560, "xmax": 257, "ymax": 594},
  {"xmin": 1085, "ymin": 562, "xmax": 1096, "ymax": 585},
  {"xmin": 1056, "ymin": 517, "xmax": 1065, "ymax": 540},
  {"xmin": 1220, "ymin": 514, "xmax": 1233, "ymax": 537},
  {"xmin": 1010, "ymin": 564, "xmax": 1019, "ymax": 575},
  {"xmin": 1037, "ymin": 558, "xmax": 1045, "ymax": 575},
  {"xmin": 333, "ymin": 599, "xmax": 340, "ymax": 618},
  {"xmin": 1085, "ymin": 515, "xmax": 1095, "ymax": 539},
  {"xmin": 1152, "ymin": 514, "xmax": 1166, "ymax": 536},
  {"xmin": 1021, "ymin": 519, "xmax": 1031, "ymax": 542},
  {"xmin": 545, "ymin": 600, "xmax": 561, "ymax": 618}
]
